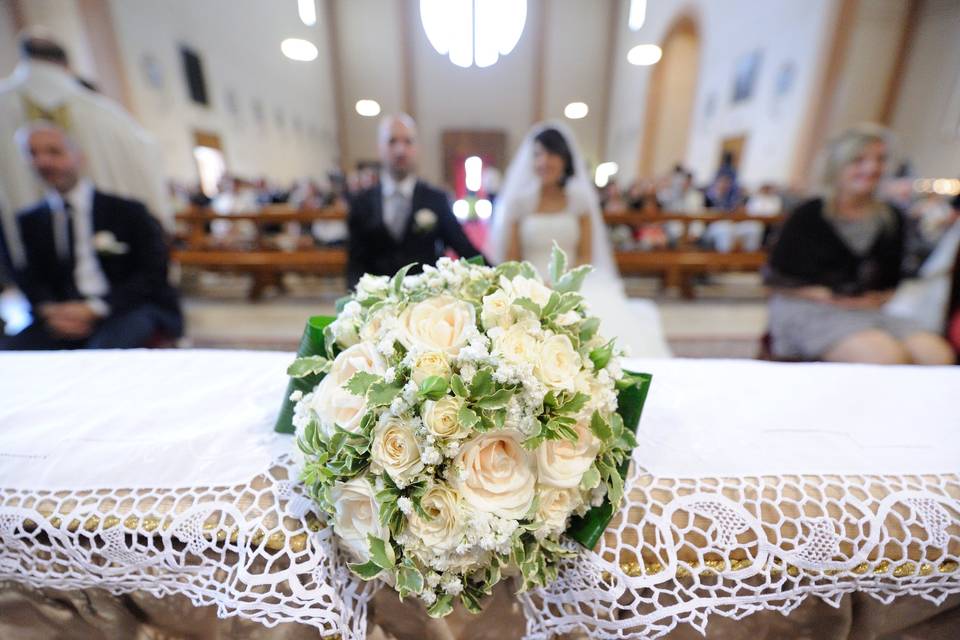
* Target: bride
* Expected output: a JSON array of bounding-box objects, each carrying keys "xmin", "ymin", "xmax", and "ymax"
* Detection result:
[{"xmin": 488, "ymin": 122, "xmax": 672, "ymax": 358}]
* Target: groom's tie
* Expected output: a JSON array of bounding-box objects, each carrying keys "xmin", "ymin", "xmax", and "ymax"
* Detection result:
[{"xmin": 385, "ymin": 190, "xmax": 408, "ymax": 242}]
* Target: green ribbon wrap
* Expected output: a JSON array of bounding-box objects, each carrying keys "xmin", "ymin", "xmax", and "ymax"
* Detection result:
[
  {"xmin": 274, "ymin": 315, "xmax": 334, "ymax": 435},
  {"xmin": 274, "ymin": 317, "xmax": 652, "ymax": 550}
]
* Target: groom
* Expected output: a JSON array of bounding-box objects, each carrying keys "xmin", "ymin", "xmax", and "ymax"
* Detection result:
[{"xmin": 346, "ymin": 113, "xmax": 484, "ymax": 289}]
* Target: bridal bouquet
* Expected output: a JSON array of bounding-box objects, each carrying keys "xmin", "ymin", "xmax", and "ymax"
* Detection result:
[{"xmin": 278, "ymin": 248, "xmax": 649, "ymax": 617}]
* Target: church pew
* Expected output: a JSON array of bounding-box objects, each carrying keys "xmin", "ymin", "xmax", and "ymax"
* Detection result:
[{"xmin": 604, "ymin": 209, "xmax": 785, "ymax": 297}]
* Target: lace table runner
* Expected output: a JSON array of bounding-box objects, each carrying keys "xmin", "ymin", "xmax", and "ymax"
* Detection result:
[{"xmin": 2, "ymin": 453, "xmax": 957, "ymax": 639}]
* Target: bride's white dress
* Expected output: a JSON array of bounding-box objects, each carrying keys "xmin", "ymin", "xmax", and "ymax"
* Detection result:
[{"xmin": 521, "ymin": 208, "xmax": 672, "ymax": 358}]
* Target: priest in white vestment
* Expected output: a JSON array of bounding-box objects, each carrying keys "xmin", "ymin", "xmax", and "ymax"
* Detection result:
[{"xmin": 0, "ymin": 35, "xmax": 170, "ymax": 267}]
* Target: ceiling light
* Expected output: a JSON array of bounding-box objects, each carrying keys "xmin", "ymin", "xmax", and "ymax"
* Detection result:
[
  {"xmin": 420, "ymin": 0, "xmax": 527, "ymax": 68},
  {"xmin": 627, "ymin": 44, "xmax": 662, "ymax": 66},
  {"xmin": 298, "ymin": 0, "xmax": 317, "ymax": 26},
  {"xmin": 564, "ymin": 102, "xmax": 589, "ymax": 119},
  {"xmin": 453, "ymin": 199, "xmax": 470, "ymax": 220},
  {"xmin": 355, "ymin": 99, "xmax": 381, "ymax": 117},
  {"xmin": 281, "ymin": 38, "xmax": 318, "ymax": 62}
]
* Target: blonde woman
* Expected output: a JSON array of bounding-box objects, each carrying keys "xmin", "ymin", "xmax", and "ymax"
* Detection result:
[{"xmin": 765, "ymin": 124, "xmax": 954, "ymax": 364}]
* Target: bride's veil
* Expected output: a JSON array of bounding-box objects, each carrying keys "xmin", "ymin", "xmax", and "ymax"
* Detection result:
[{"xmin": 488, "ymin": 121, "xmax": 619, "ymax": 282}]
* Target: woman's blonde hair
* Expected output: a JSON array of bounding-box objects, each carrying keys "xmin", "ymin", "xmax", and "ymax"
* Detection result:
[{"xmin": 819, "ymin": 123, "xmax": 895, "ymax": 225}]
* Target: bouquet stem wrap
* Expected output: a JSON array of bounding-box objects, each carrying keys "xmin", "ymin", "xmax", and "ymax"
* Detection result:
[{"xmin": 275, "ymin": 316, "xmax": 334, "ymax": 435}]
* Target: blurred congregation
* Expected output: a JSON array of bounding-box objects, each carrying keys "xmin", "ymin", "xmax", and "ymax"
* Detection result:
[{"xmin": 0, "ymin": 0, "xmax": 959, "ymax": 365}]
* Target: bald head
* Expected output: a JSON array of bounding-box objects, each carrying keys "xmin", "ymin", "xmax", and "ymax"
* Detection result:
[
  {"xmin": 16, "ymin": 123, "xmax": 83, "ymax": 193},
  {"xmin": 378, "ymin": 113, "xmax": 418, "ymax": 180}
]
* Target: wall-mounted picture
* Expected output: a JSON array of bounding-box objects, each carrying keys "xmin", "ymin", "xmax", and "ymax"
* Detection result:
[
  {"xmin": 732, "ymin": 50, "xmax": 762, "ymax": 103},
  {"xmin": 775, "ymin": 61, "xmax": 796, "ymax": 98}
]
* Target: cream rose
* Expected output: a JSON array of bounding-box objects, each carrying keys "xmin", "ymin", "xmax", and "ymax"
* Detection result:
[
  {"xmin": 534, "ymin": 334, "xmax": 581, "ymax": 392},
  {"xmin": 411, "ymin": 351, "xmax": 451, "ymax": 385},
  {"xmin": 504, "ymin": 275, "xmax": 552, "ymax": 307},
  {"xmin": 397, "ymin": 296, "xmax": 476, "ymax": 356},
  {"xmin": 423, "ymin": 397, "xmax": 468, "ymax": 440},
  {"xmin": 371, "ymin": 416, "xmax": 424, "ymax": 485},
  {"xmin": 329, "ymin": 476, "xmax": 389, "ymax": 561},
  {"xmin": 536, "ymin": 486, "xmax": 582, "ymax": 532},
  {"xmin": 312, "ymin": 342, "xmax": 387, "ymax": 436},
  {"xmin": 408, "ymin": 485, "xmax": 465, "ymax": 552},
  {"xmin": 536, "ymin": 419, "xmax": 601, "ymax": 488},
  {"xmin": 493, "ymin": 322, "xmax": 540, "ymax": 365},
  {"xmin": 480, "ymin": 289, "xmax": 513, "ymax": 330},
  {"xmin": 453, "ymin": 430, "xmax": 535, "ymax": 518}
]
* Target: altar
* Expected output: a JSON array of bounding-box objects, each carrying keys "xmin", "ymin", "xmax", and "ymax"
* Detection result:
[{"xmin": 1, "ymin": 350, "xmax": 958, "ymax": 639}]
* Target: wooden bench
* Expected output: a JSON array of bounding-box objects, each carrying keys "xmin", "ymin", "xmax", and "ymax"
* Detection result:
[
  {"xmin": 603, "ymin": 210, "xmax": 785, "ymax": 298},
  {"xmin": 172, "ymin": 206, "xmax": 347, "ymax": 300}
]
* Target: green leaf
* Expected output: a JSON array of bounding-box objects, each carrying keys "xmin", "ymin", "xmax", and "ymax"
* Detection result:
[
  {"xmin": 556, "ymin": 392, "xmax": 589, "ymax": 415},
  {"xmin": 548, "ymin": 242, "xmax": 568, "ymax": 284},
  {"xmin": 286, "ymin": 355, "xmax": 330, "ymax": 378},
  {"xmin": 344, "ymin": 371, "xmax": 380, "ymax": 395},
  {"xmin": 541, "ymin": 291, "xmax": 561, "ymax": 318},
  {"xmin": 470, "ymin": 369, "xmax": 494, "ymax": 398},
  {"xmin": 460, "ymin": 590, "xmax": 483, "ymax": 614},
  {"xmin": 513, "ymin": 297, "xmax": 541, "ymax": 318},
  {"xmin": 556, "ymin": 292, "xmax": 583, "ymax": 315},
  {"xmin": 397, "ymin": 561, "xmax": 425, "ymax": 597},
  {"xmin": 580, "ymin": 465, "xmax": 601, "ymax": 490},
  {"xmin": 391, "ymin": 263, "xmax": 417, "ymax": 297},
  {"xmin": 589, "ymin": 339, "xmax": 615, "ymax": 370},
  {"xmin": 465, "ymin": 254, "xmax": 486, "ymax": 266},
  {"xmin": 367, "ymin": 534, "xmax": 396, "ymax": 570},
  {"xmin": 418, "ymin": 375, "xmax": 449, "ymax": 401},
  {"xmin": 368, "ymin": 382, "xmax": 403, "ymax": 407},
  {"xmin": 555, "ymin": 265, "xmax": 592, "ymax": 293},
  {"xmin": 578, "ymin": 317, "xmax": 600, "ymax": 343},
  {"xmin": 426, "ymin": 594, "xmax": 455, "ymax": 618},
  {"xmin": 348, "ymin": 560, "xmax": 384, "ymax": 580},
  {"xmin": 474, "ymin": 388, "xmax": 512, "ymax": 410},
  {"xmin": 450, "ymin": 374, "xmax": 468, "ymax": 397},
  {"xmin": 589, "ymin": 411, "xmax": 614, "ymax": 442},
  {"xmin": 458, "ymin": 405, "xmax": 480, "ymax": 431}
]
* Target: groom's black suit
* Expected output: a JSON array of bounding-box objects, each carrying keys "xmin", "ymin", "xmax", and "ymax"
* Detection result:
[{"xmin": 346, "ymin": 180, "xmax": 484, "ymax": 289}]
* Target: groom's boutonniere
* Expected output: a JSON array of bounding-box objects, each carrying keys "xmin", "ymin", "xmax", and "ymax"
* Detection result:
[
  {"xmin": 413, "ymin": 208, "xmax": 438, "ymax": 233},
  {"xmin": 93, "ymin": 230, "xmax": 130, "ymax": 255}
]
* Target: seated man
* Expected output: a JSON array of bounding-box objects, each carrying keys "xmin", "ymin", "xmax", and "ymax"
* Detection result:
[{"xmin": 0, "ymin": 122, "xmax": 182, "ymax": 350}]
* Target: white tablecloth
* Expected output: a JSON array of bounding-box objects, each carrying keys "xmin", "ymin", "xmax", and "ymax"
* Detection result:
[{"xmin": 1, "ymin": 350, "xmax": 958, "ymax": 640}]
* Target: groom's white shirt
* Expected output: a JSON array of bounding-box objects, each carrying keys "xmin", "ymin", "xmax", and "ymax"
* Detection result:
[{"xmin": 381, "ymin": 172, "xmax": 416, "ymax": 239}]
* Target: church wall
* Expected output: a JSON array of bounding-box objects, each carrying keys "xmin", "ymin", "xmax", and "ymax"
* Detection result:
[
  {"xmin": 0, "ymin": 1, "xmax": 19, "ymax": 78},
  {"xmin": 107, "ymin": 0, "xmax": 339, "ymax": 187},
  {"xmin": 605, "ymin": 0, "xmax": 835, "ymax": 190},
  {"xmin": 890, "ymin": 0, "xmax": 960, "ymax": 178}
]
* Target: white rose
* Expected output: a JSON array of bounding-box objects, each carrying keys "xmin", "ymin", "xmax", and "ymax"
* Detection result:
[
  {"xmin": 371, "ymin": 416, "xmax": 424, "ymax": 485},
  {"xmin": 504, "ymin": 275, "xmax": 552, "ymax": 308},
  {"xmin": 408, "ymin": 485, "xmax": 465, "ymax": 552},
  {"xmin": 536, "ymin": 486, "xmax": 582, "ymax": 532},
  {"xmin": 422, "ymin": 397, "xmax": 468, "ymax": 440},
  {"xmin": 411, "ymin": 351, "xmax": 451, "ymax": 385},
  {"xmin": 453, "ymin": 430, "xmax": 535, "ymax": 518},
  {"xmin": 493, "ymin": 322, "xmax": 540, "ymax": 365},
  {"xmin": 312, "ymin": 342, "xmax": 387, "ymax": 436},
  {"xmin": 534, "ymin": 334, "xmax": 581, "ymax": 392},
  {"xmin": 555, "ymin": 311, "xmax": 581, "ymax": 326},
  {"xmin": 329, "ymin": 475, "xmax": 389, "ymax": 561},
  {"xmin": 397, "ymin": 296, "xmax": 476, "ymax": 356},
  {"xmin": 359, "ymin": 309, "xmax": 391, "ymax": 342},
  {"xmin": 480, "ymin": 289, "xmax": 513, "ymax": 330},
  {"xmin": 536, "ymin": 419, "xmax": 601, "ymax": 488}
]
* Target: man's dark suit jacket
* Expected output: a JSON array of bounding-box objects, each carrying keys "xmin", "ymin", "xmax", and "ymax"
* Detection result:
[
  {"xmin": 346, "ymin": 180, "xmax": 484, "ymax": 289},
  {"xmin": 5, "ymin": 190, "xmax": 182, "ymax": 329}
]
